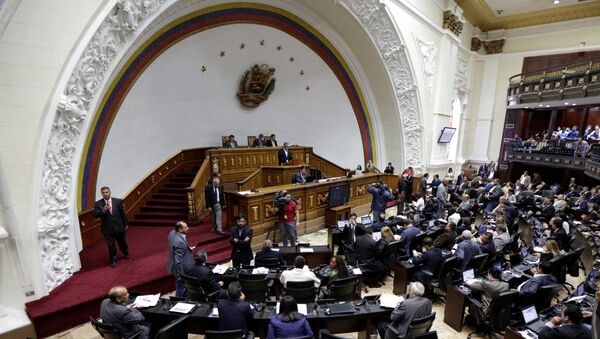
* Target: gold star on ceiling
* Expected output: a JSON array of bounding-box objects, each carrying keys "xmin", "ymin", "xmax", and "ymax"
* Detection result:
[
  {"xmin": 260, "ymin": 40, "xmax": 265, "ymax": 46},
  {"xmin": 289, "ymin": 57, "xmax": 294, "ymax": 62},
  {"xmin": 201, "ymin": 65, "xmax": 206, "ymax": 72},
  {"xmin": 219, "ymin": 51, "xmax": 225, "ymax": 57},
  {"xmin": 299, "ymin": 70, "xmax": 304, "ymax": 76},
  {"xmin": 306, "ymin": 85, "xmax": 310, "ymax": 91},
  {"xmin": 240, "ymin": 43, "xmax": 245, "ymax": 49},
  {"xmin": 277, "ymin": 45, "xmax": 282, "ymax": 51}
]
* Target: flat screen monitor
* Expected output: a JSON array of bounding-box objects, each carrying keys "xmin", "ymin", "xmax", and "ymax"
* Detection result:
[
  {"xmin": 438, "ymin": 127, "xmax": 457, "ymax": 143},
  {"xmin": 361, "ymin": 216, "xmax": 372, "ymax": 225},
  {"xmin": 328, "ymin": 183, "xmax": 350, "ymax": 208},
  {"xmin": 462, "ymin": 269, "xmax": 474, "ymax": 281}
]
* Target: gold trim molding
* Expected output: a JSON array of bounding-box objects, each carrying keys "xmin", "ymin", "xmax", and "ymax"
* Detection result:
[{"xmin": 455, "ymin": 0, "xmax": 600, "ymax": 32}]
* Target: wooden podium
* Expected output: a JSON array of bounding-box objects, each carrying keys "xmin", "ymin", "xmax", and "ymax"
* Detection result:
[{"xmin": 325, "ymin": 204, "xmax": 351, "ymax": 226}]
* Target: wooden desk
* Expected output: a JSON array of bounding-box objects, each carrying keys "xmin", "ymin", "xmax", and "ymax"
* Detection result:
[
  {"xmin": 142, "ymin": 300, "xmax": 391, "ymax": 339},
  {"xmin": 504, "ymin": 326, "xmax": 527, "ymax": 339},
  {"xmin": 278, "ymin": 245, "xmax": 332, "ymax": 267},
  {"xmin": 325, "ymin": 205, "xmax": 351, "ymax": 226},
  {"xmin": 392, "ymin": 261, "xmax": 415, "ymax": 295},
  {"xmin": 237, "ymin": 165, "xmax": 308, "ymax": 191},
  {"xmin": 226, "ymin": 173, "xmax": 398, "ymax": 249},
  {"xmin": 443, "ymin": 285, "xmax": 469, "ymax": 332}
]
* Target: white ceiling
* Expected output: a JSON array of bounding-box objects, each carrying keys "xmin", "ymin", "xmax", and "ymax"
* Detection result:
[{"xmin": 485, "ymin": 0, "xmax": 598, "ymax": 17}]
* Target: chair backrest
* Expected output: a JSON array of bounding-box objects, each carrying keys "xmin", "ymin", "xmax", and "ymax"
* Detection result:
[
  {"xmin": 343, "ymin": 244, "xmax": 357, "ymax": 266},
  {"xmin": 469, "ymin": 253, "xmax": 488, "ymax": 273},
  {"xmin": 319, "ymin": 329, "xmax": 350, "ymax": 339},
  {"xmin": 329, "ymin": 276, "xmax": 359, "ymax": 301},
  {"xmin": 488, "ymin": 291, "xmax": 519, "ymax": 331},
  {"xmin": 381, "ymin": 241, "xmax": 402, "ymax": 259},
  {"xmin": 205, "ymin": 329, "xmax": 245, "ymax": 339},
  {"xmin": 548, "ymin": 254, "xmax": 568, "ymax": 283},
  {"xmin": 410, "ymin": 232, "xmax": 428, "ymax": 253},
  {"xmin": 255, "ymin": 257, "xmax": 281, "ymax": 269},
  {"xmin": 437, "ymin": 256, "xmax": 459, "ymax": 291},
  {"xmin": 535, "ymin": 284, "xmax": 562, "ymax": 312},
  {"xmin": 410, "ymin": 331, "xmax": 438, "ymax": 339},
  {"xmin": 405, "ymin": 312, "xmax": 436, "ymax": 338},
  {"xmin": 179, "ymin": 273, "xmax": 207, "ymax": 302},
  {"xmin": 89, "ymin": 316, "xmax": 121, "ymax": 339},
  {"xmin": 239, "ymin": 274, "xmax": 269, "ymax": 303},
  {"xmin": 154, "ymin": 315, "xmax": 189, "ymax": 339},
  {"xmin": 285, "ymin": 280, "xmax": 316, "ymax": 303}
]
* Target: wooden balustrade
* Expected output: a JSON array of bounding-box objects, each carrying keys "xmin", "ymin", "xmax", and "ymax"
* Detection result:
[
  {"xmin": 185, "ymin": 155, "xmax": 212, "ymax": 224},
  {"xmin": 78, "ymin": 147, "xmax": 208, "ymax": 247},
  {"xmin": 308, "ymin": 151, "xmax": 349, "ymax": 177},
  {"xmin": 237, "ymin": 168, "xmax": 263, "ymax": 191}
]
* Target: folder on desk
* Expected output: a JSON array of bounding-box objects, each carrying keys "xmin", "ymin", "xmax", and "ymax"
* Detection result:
[
  {"xmin": 169, "ymin": 302, "xmax": 196, "ymax": 314},
  {"xmin": 380, "ymin": 294, "xmax": 404, "ymax": 308},
  {"xmin": 212, "ymin": 264, "xmax": 228, "ymax": 274}
]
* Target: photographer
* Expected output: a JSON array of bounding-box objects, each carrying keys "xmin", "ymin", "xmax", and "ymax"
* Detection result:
[
  {"xmin": 279, "ymin": 192, "xmax": 299, "ymax": 246},
  {"xmin": 368, "ymin": 181, "xmax": 395, "ymax": 217}
]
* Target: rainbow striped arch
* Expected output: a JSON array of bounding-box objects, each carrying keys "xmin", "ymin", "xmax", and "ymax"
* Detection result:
[{"xmin": 79, "ymin": 3, "xmax": 376, "ymax": 210}]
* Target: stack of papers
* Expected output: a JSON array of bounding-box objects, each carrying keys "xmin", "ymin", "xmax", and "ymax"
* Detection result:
[
  {"xmin": 132, "ymin": 293, "xmax": 160, "ymax": 308},
  {"xmin": 252, "ymin": 267, "xmax": 269, "ymax": 274},
  {"xmin": 212, "ymin": 264, "xmax": 229, "ymax": 274},
  {"xmin": 379, "ymin": 294, "xmax": 404, "ymax": 308},
  {"xmin": 169, "ymin": 303, "xmax": 196, "ymax": 314},
  {"xmin": 299, "ymin": 247, "xmax": 314, "ymax": 253},
  {"xmin": 276, "ymin": 303, "xmax": 308, "ymax": 315}
]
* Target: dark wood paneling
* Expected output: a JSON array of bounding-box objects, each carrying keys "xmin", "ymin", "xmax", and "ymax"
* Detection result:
[{"xmin": 522, "ymin": 50, "xmax": 600, "ymax": 75}]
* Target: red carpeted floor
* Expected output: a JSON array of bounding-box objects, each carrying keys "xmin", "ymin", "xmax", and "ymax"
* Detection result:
[{"xmin": 25, "ymin": 218, "xmax": 232, "ymax": 338}]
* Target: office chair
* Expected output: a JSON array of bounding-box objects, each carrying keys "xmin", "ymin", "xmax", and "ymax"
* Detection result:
[
  {"xmin": 343, "ymin": 244, "xmax": 357, "ymax": 266},
  {"xmin": 380, "ymin": 240, "xmax": 402, "ymax": 269},
  {"xmin": 466, "ymin": 290, "xmax": 519, "ymax": 339},
  {"xmin": 238, "ymin": 273, "xmax": 273, "ymax": 303},
  {"xmin": 255, "ymin": 257, "xmax": 282, "ymax": 269},
  {"xmin": 405, "ymin": 312, "xmax": 436, "ymax": 338},
  {"xmin": 285, "ymin": 280, "xmax": 317, "ymax": 303},
  {"xmin": 89, "ymin": 316, "xmax": 122, "ymax": 339},
  {"xmin": 423, "ymin": 256, "xmax": 459, "ymax": 303},
  {"xmin": 179, "ymin": 273, "xmax": 219, "ymax": 302},
  {"xmin": 469, "ymin": 253, "xmax": 488, "ymax": 275},
  {"xmin": 154, "ymin": 315, "xmax": 189, "ymax": 339},
  {"xmin": 564, "ymin": 247, "xmax": 585, "ymax": 282},
  {"xmin": 205, "ymin": 329, "xmax": 247, "ymax": 339},
  {"xmin": 547, "ymin": 254, "xmax": 569, "ymax": 286},
  {"xmin": 328, "ymin": 276, "xmax": 359, "ymax": 301},
  {"xmin": 535, "ymin": 284, "xmax": 563, "ymax": 312},
  {"xmin": 319, "ymin": 329, "xmax": 350, "ymax": 338}
]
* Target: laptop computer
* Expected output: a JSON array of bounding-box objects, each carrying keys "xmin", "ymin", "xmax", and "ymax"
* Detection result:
[
  {"xmin": 328, "ymin": 303, "xmax": 355, "ymax": 315},
  {"xmin": 361, "ymin": 216, "xmax": 372, "ymax": 226},
  {"xmin": 462, "ymin": 268, "xmax": 475, "ymax": 282},
  {"xmin": 576, "ymin": 282, "xmax": 585, "ymax": 297},
  {"xmin": 521, "ymin": 305, "xmax": 546, "ymax": 334}
]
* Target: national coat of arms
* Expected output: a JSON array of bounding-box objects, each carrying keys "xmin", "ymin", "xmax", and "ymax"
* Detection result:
[{"xmin": 237, "ymin": 64, "xmax": 276, "ymax": 108}]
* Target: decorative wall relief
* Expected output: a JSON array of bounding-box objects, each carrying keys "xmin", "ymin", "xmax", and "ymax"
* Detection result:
[
  {"xmin": 237, "ymin": 64, "xmax": 276, "ymax": 108},
  {"xmin": 414, "ymin": 37, "xmax": 437, "ymax": 99}
]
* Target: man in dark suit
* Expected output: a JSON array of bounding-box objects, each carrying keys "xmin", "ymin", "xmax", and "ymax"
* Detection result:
[
  {"xmin": 205, "ymin": 176, "xmax": 225, "ymax": 233},
  {"xmin": 536, "ymin": 198, "xmax": 555, "ymax": 221},
  {"xmin": 230, "ymin": 213, "xmax": 253, "ymax": 268},
  {"xmin": 254, "ymin": 239, "xmax": 286, "ymax": 266},
  {"xmin": 400, "ymin": 220, "xmax": 421, "ymax": 257},
  {"xmin": 278, "ymin": 142, "xmax": 293, "ymax": 165},
  {"xmin": 167, "ymin": 221, "xmax": 194, "ymax": 297},
  {"xmin": 100, "ymin": 286, "xmax": 150, "ymax": 339},
  {"xmin": 518, "ymin": 262, "xmax": 557, "ymax": 303},
  {"xmin": 377, "ymin": 282, "xmax": 432, "ymax": 339},
  {"xmin": 433, "ymin": 222, "xmax": 457, "ymax": 250},
  {"xmin": 418, "ymin": 173, "xmax": 429, "ymax": 198},
  {"xmin": 223, "ymin": 134, "xmax": 238, "ymax": 148},
  {"xmin": 539, "ymin": 303, "xmax": 592, "ymax": 339},
  {"xmin": 93, "ymin": 186, "xmax": 129, "ymax": 268},
  {"xmin": 217, "ymin": 282, "xmax": 254, "ymax": 336},
  {"xmin": 411, "ymin": 237, "xmax": 443, "ymax": 286},
  {"xmin": 456, "ymin": 230, "xmax": 482, "ymax": 271},
  {"xmin": 267, "ymin": 134, "xmax": 278, "ymax": 147},
  {"xmin": 292, "ymin": 166, "xmax": 307, "ymax": 184},
  {"xmin": 478, "ymin": 231, "xmax": 496, "ymax": 255},
  {"xmin": 550, "ymin": 217, "xmax": 569, "ymax": 251},
  {"xmin": 354, "ymin": 226, "xmax": 385, "ymax": 287},
  {"xmin": 252, "ymin": 133, "xmax": 266, "ymax": 147},
  {"xmin": 342, "ymin": 213, "xmax": 358, "ymax": 247},
  {"xmin": 185, "ymin": 250, "xmax": 226, "ymax": 299}
]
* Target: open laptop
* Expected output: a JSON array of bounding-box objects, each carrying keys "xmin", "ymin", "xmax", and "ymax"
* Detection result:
[
  {"xmin": 328, "ymin": 303, "xmax": 355, "ymax": 315},
  {"xmin": 337, "ymin": 220, "xmax": 348, "ymax": 229},
  {"xmin": 462, "ymin": 268, "xmax": 475, "ymax": 282},
  {"xmin": 576, "ymin": 282, "xmax": 585, "ymax": 296},
  {"xmin": 521, "ymin": 305, "xmax": 546, "ymax": 334},
  {"xmin": 360, "ymin": 216, "xmax": 372, "ymax": 226}
]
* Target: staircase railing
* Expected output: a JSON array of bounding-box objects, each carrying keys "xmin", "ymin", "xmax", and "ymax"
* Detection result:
[
  {"xmin": 185, "ymin": 155, "xmax": 213, "ymax": 223},
  {"xmin": 308, "ymin": 151, "xmax": 350, "ymax": 177}
]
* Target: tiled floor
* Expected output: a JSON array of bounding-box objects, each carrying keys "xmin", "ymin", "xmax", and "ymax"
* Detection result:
[{"xmin": 47, "ymin": 227, "xmax": 584, "ymax": 339}]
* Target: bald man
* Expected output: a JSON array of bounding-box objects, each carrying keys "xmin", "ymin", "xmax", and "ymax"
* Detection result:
[{"xmin": 99, "ymin": 286, "xmax": 150, "ymax": 339}]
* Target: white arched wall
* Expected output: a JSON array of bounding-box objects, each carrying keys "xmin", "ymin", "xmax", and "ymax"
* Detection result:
[{"xmin": 97, "ymin": 23, "xmax": 363, "ymax": 196}]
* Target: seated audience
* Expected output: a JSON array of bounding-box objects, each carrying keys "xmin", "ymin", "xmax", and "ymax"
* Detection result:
[
  {"xmin": 456, "ymin": 230, "xmax": 481, "ymax": 271},
  {"xmin": 217, "ymin": 282, "xmax": 254, "ymax": 335},
  {"xmin": 377, "ymin": 226, "xmax": 396, "ymax": 253},
  {"xmin": 539, "ymin": 239, "xmax": 561, "ymax": 265},
  {"xmin": 267, "ymin": 296, "xmax": 313, "ymax": 339},
  {"xmin": 411, "ymin": 237, "xmax": 443, "ymax": 286},
  {"xmin": 549, "ymin": 217, "xmax": 569, "ymax": 251},
  {"xmin": 184, "ymin": 250, "xmax": 226, "ymax": 299},
  {"xmin": 280, "ymin": 256, "xmax": 320, "ymax": 288},
  {"xmin": 354, "ymin": 226, "xmax": 386, "ymax": 287},
  {"xmin": 254, "ymin": 239, "xmax": 286, "ymax": 266},
  {"xmin": 384, "ymin": 162, "xmax": 394, "ymax": 174},
  {"xmin": 466, "ymin": 267, "xmax": 508, "ymax": 315},
  {"xmin": 518, "ymin": 263, "xmax": 557, "ymax": 302},
  {"xmin": 318, "ymin": 255, "xmax": 350, "ymax": 286},
  {"xmin": 223, "ymin": 134, "xmax": 238, "ymax": 148},
  {"xmin": 539, "ymin": 303, "xmax": 592, "ymax": 339},
  {"xmin": 372, "ymin": 213, "xmax": 387, "ymax": 232},
  {"xmin": 253, "ymin": 133, "xmax": 266, "ymax": 147},
  {"xmin": 433, "ymin": 222, "xmax": 456, "ymax": 250},
  {"xmin": 376, "ymin": 282, "xmax": 432, "ymax": 339},
  {"xmin": 492, "ymin": 224, "xmax": 510, "ymax": 252},
  {"xmin": 99, "ymin": 286, "xmax": 150, "ymax": 339},
  {"xmin": 478, "ymin": 231, "xmax": 496, "ymax": 255},
  {"xmin": 399, "ymin": 219, "xmax": 420, "ymax": 256}
]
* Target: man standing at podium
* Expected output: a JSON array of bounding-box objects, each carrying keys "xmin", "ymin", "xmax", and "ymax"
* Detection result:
[{"xmin": 278, "ymin": 142, "xmax": 293, "ymax": 165}]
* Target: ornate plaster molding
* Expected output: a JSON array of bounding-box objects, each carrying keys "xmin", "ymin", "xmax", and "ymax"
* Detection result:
[
  {"xmin": 38, "ymin": 0, "xmax": 167, "ymax": 291},
  {"xmin": 340, "ymin": 0, "xmax": 424, "ymax": 170},
  {"xmin": 454, "ymin": 55, "xmax": 468, "ymax": 89},
  {"xmin": 414, "ymin": 36, "xmax": 437, "ymax": 100}
]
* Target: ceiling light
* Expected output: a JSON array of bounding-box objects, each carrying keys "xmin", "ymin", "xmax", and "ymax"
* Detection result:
[
  {"xmin": 546, "ymin": 105, "xmax": 550, "ymax": 107},
  {"xmin": 565, "ymin": 102, "xmax": 569, "ymax": 105},
  {"xmin": 553, "ymin": 0, "xmax": 560, "ymax": 4},
  {"xmin": 572, "ymin": 103, "xmax": 577, "ymax": 106},
  {"xmin": 538, "ymin": 104, "xmax": 543, "ymax": 107}
]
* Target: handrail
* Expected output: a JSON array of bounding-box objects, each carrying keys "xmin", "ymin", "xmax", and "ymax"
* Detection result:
[
  {"xmin": 509, "ymin": 56, "xmax": 600, "ymax": 85},
  {"xmin": 237, "ymin": 168, "xmax": 262, "ymax": 191},
  {"xmin": 309, "ymin": 151, "xmax": 349, "ymax": 177},
  {"xmin": 185, "ymin": 155, "xmax": 212, "ymax": 223}
]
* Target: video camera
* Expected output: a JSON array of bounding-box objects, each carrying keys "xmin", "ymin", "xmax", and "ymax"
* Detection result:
[{"xmin": 371, "ymin": 181, "xmax": 390, "ymax": 191}]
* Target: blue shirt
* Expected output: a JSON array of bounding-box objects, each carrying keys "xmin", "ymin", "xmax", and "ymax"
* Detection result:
[{"xmin": 267, "ymin": 314, "xmax": 313, "ymax": 339}]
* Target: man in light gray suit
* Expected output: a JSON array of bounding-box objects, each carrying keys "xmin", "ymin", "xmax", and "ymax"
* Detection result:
[
  {"xmin": 167, "ymin": 221, "xmax": 194, "ymax": 297},
  {"xmin": 377, "ymin": 282, "xmax": 433, "ymax": 339},
  {"xmin": 99, "ymin": 286, "xmax": 150, "ymax": 339}
]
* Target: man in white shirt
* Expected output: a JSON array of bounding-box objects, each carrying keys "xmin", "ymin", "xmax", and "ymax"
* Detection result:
[{"xmin": 280, "ymin": 256, "xmax": 321, "ymax": 288}]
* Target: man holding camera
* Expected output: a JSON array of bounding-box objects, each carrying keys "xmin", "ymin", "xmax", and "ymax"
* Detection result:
[
  {"xmin": 368, "ymin": 181, "xmax": 395, "ymax": 217},
  {"xmin": 280, "ymin": 192, "xmax": 299, "ymax": 246}
]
